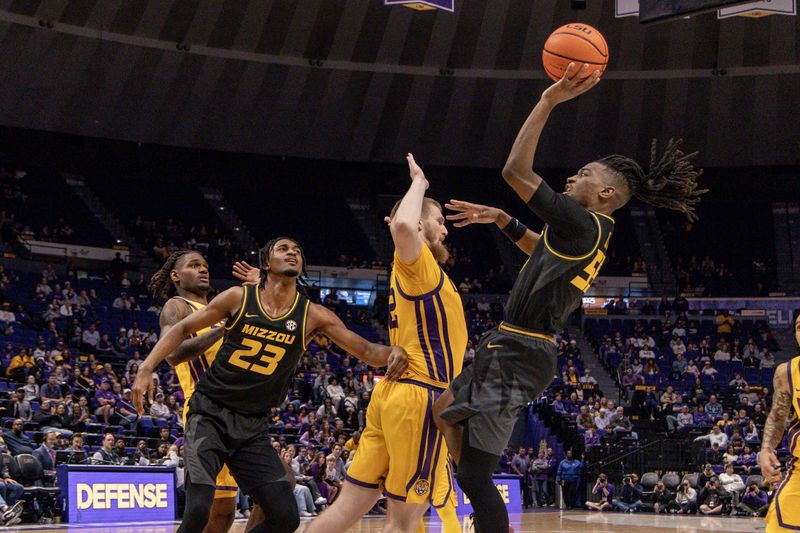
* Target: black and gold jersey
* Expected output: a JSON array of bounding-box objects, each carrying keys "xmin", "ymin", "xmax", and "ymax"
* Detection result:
[
  {"xmin": 195, "ymin": 283, "xmax": 310, "ymax": 416},
  {"xmin": 505, "ymin": 209, "xmax": 614, "ymax": 334}
]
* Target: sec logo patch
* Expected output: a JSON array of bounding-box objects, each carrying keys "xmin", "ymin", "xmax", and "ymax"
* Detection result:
[{"xmin": 285, "ymin": 320, "xmax": 298, "ymax": 332}]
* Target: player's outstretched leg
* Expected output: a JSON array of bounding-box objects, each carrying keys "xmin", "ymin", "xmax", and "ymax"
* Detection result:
[
  {"xmin": 384, "ymin": 500, "xmax": 429, "ymax": 533},
  {"xmin": 456, "ymin": 425, "xmax": 508, "ymax": 533},
  {"xmin": 306, "ymin": 482, "xmax": 381, "ymax": 533},
  {"xmin": 245, "ymin": 481, "xmax": 299, "ymax": 533}
]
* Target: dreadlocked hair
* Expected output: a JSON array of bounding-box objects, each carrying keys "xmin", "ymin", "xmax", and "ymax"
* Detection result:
[
  {"xmin": 598, "ymin": 138, "xmax": 707, "ymax": 222},
  {"xmin": 259, "ymin": 237, "xmax": 309, "ymax": 294},
  {"xmin": 148, "ymin": 250, "xmax": 192, "ymax": 301}
]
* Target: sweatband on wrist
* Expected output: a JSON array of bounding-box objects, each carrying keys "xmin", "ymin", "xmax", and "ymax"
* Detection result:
[{"xmin": 501, "ymin": 218, "xmax": 528, "ymax": 242}]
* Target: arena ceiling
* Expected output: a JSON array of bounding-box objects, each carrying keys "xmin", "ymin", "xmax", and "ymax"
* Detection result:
[{"xmin": 0, "ymin": 0, "xmax": 798, "ymax": 169}]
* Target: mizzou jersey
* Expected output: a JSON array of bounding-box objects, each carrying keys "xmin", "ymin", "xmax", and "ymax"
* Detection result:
[
  {"xmin": 195, "ymin": 283, "xmax": 310, "ymax": 416},
  {"xmin": 388, "ymin": 243, "xmax": 467, "ymax": 388},
  {"xmin": 170, "ymin": 297, "xmax": 224, "ymax": 421},
  {"xmin": 505, "ymin": 211, "xmax": 614, "ymax": 334}
]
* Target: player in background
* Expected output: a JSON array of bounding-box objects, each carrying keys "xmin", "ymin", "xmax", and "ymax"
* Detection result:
[
  {"xmin": 145, "ymin": 250, "xmax": 265, "ymax": 532},
  {"xmin": 134, "ymin": 237, "xmax": 408, "ymax": 533}
]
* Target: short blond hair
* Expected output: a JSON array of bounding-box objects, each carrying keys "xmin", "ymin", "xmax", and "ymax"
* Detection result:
[{"xmin": 389, "ymin": 197, "xmax": 442, "ymax": 220}]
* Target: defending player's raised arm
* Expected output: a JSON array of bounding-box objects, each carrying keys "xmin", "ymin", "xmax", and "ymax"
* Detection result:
[
  {"xmin": 132, "ymin": 287, "xmax": 243, "ymax": 415},
  {"xmin": 502, "ymin": 64, "xmax": 601, "ymax": 203},
  {"xmin": 759, "ymin": 362, "xmax": 791, "ymax": 484},
  {"xmin": 308, "ymin": 303, "xmax": 408, "ymax": 381},
  {"xmin": 390, "ymin": 153, "xmax": 428, "ymax": 263},
  {"xmin": 445, "ymin": 199, "xmax": 541, "ymax": 256}
]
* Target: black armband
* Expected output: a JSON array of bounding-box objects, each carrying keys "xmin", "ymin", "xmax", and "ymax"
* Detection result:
[{"xmin": 501, "ymin": 218, "xmax": 528, "ymax": 242}]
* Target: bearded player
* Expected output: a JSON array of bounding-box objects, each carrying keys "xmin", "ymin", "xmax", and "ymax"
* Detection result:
[
  {"xmin": 308, "ymin": 154, "xmax": 465, "ymax": 533},
  {"xmin": 433, "ymin": 64, "xmax": 706, "ymax": 532}
]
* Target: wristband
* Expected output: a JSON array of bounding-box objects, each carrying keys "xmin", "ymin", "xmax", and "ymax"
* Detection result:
[{"xmin": 501, "ymin": 218, "xmax": 528, "ymax": 242}]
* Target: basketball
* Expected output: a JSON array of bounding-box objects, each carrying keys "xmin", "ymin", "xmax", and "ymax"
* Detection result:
[{"xmin": 542, "ymin": 23, "xmax": 609, "ymax": 82}]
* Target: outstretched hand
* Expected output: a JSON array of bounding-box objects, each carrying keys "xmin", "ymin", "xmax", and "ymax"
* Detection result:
[
  {"xmin": 445, "ymin": 200, "xmax": 502, "ymax": 228},
  {"xmin": 406, "ymin": 153, "xmax": 429, "ymax": 190},
  {"xmin": 232, "ymin": 261, "xmax": 260, "ymax": 285},
  {"xmin": 542, "ymin": 63, "xmax": 601, "ymax": 107}
]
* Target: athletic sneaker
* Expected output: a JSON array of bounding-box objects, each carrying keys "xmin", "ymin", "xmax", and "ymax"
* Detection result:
[
  {"xmin": 1, "ymin": 501, "xmax": 24, "ymax": 526},
  {"xmin": 300, "ymin": 511, "xmax": 313, "ymax": 517},
  {"xmin": 314, "ymin": 497, "xmax": 328, "ymax": 506}
]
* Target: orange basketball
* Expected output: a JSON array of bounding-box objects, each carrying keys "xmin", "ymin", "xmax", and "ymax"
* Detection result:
[{"xmin": 542, "ymin": 23, "xmax": 609, "ymax": 82}]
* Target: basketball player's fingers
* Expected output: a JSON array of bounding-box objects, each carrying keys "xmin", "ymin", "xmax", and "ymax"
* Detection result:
[
  {"xmin": 561, "ymin": 62, "xmax": 576, "ymax": 81},
  {"xmin": 446, "ymin": 212, "xmax": 470, "ymax": 221},
  {"xmin": 452, "ymin": 220, "xmax": 473, "ymax": 228}
]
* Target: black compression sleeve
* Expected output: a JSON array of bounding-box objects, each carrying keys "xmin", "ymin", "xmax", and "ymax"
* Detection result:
[{"xmin": 526, "ymin": 180, "xmax": 598, "ymax": 255}]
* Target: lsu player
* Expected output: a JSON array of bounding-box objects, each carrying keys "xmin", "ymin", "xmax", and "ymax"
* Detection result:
[
  {"xmin": 144, "ymin": 250, "xmax": 263, "ymax": 533},
  {"xmin": 308, "ymin": 153, "xmax": 465, "ymax": 533},
  {"xmin": 761, "ymin": 354, "xmax": 800, "ymax": 532}
]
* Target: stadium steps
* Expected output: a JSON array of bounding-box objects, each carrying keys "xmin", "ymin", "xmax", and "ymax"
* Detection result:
[
  {"xmin": 630, "ymin": 205, "xmax": 676, "ymax": 295},
  {"xmin": 200, "ymin": 186, "xmax": 258, "ymax": 253},
  {"xmin": 61, "ymin": 173, "xmax": 156, "ymax": 271},
  {"xmin": 346, "ymin": 198, "xmax": 388, "ymax": 261},
  {"xmin": 568, "ymin": 325, "xmax": 617, "ymax": 401},
  {"xmin": 772, "ymin": 202, "xmax": 800, "ymax": 296}
]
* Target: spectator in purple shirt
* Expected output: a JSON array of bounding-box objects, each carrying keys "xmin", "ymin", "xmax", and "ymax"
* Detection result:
[
  {"xmin": 584, "ymin": 427, "xmax": 600, "ymax": 447},
  {"xmin": 552, "ymin": 393, "xmax": 566, "ymax": 414},
  {"xmin": 282, "ymin": 404, "xmax": 300, "ymax": 428},
  {"xmin": 693, "ymin": 405, "xmax": 711, "ymax": 427},
  {"xmin": 92, "ymin": 364, "xmax": 107, "ymax": 387},
  {"xmin": 40, "ymin": 374, "xmax": 63, "ymax": 402},
  {"xmin": 93, "ymin": 380, "xmax": 116, "ymax": 424},
  {"xmin": 737, "ymin": 482, "xmax": 768, "ymax": 516}
]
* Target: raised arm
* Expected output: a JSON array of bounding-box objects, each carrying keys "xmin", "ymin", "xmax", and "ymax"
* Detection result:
[
  {"xmin": 502, "ymin": 64, "xmax": 601, "ymax": 203},
  {"xmin": 445, "ymin": 199, "xmax": 540, "ymax": 256},
  {"xmin": 132, "ymin": 287, "xmax": 243, "ymax": 414},
  {"xmin": 308, "ymin": 303, "xmax": 408, "ymax": 381},
  {"xmin": 390, "ymin": 153, "xmax": 428, "ymax": 263},
  {"xmin": 759, "ymin": 362, "xmax": 791, "ymax": 484}
]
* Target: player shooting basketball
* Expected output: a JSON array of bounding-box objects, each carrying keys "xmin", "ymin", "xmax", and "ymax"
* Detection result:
[{"xmin": 432, "ymin": 63, "xmax": 706, "ymax": 533}]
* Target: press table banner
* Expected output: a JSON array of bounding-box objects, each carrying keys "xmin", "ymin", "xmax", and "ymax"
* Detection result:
[{"xmin": 58, "ymin": 465, "xmax": 176, "ymax": 523}]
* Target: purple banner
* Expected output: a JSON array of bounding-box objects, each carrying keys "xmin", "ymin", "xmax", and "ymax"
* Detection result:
[
  {"xmin": 59, "ymin": 466, "xmax": 176, "ymax": 523},
  {"xmin": 384, "ymin": 0, "xmax": 455, "ymax": 11},
  {"xmin": 431, "ymin": 475, "xmax": 522, "ymax": 516}
]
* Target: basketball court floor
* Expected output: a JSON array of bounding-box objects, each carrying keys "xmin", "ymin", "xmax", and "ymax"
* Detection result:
[{"xmin": 2, "ymin": 510, "xmax": 767, "ymax": 532}]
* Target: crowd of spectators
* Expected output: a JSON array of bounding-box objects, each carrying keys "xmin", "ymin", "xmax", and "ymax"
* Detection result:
[{"xmin": 583, "ymin": 464, "xmax": 770, "ymax": 517}]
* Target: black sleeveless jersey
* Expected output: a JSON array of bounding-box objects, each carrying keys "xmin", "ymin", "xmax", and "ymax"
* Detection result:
[
  {"xmin": 195, "ymin": 284, "xmax": 310, "ymax": 416},
  {"xmin": 504, "ymin": 212, "xmax": 614, "ymax": 334}
]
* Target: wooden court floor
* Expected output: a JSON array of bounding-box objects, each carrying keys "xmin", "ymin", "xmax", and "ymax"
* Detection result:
[{"xmin": 2, "ymin": 510, "xmax": 768, "ymax": 532}]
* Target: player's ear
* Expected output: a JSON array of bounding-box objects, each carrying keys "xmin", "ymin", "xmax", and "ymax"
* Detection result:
[
  {"xmin": 599, "ymin": 184, "xmax": 615, "ymax": 200},
  {"xmin": 169, "ymin": 269, "xmax": 180, "ymax": 284}
]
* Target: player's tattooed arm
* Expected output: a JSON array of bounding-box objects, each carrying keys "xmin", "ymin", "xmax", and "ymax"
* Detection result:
[
  {"xmin": 308, "ymin": 304, "xmax": 409, "ymax": 381},
  {"xmin": 132, "ymin": 288, "xmax": 242, "ymax": 415},
  {"xmin": 759, "ymin": 362, "xmax": 790, "ymax": 484},
  {"xmin": 166, "ymin": 328, "xmax": 225, "ymax": 367}
]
